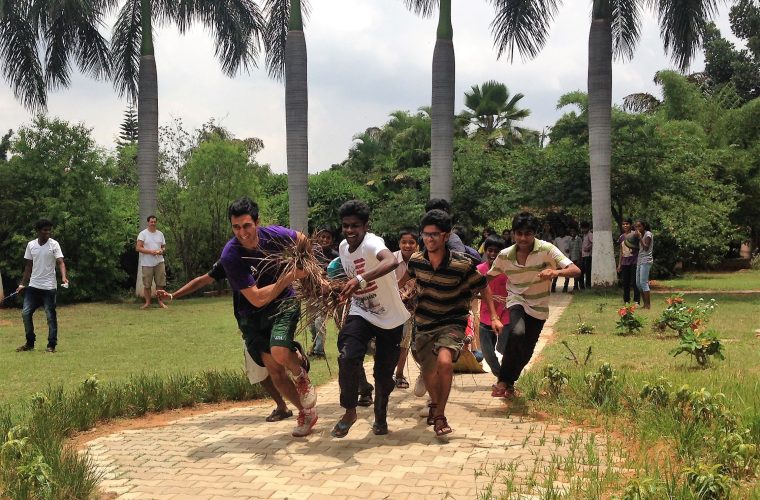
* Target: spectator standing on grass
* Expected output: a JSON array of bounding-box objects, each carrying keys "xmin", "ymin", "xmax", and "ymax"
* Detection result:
[
  {"xmin": 552, "ymin": 229, "xmax": 572, "ymax": 293},
  {"xmin": 488, "ymin": 213, "xmax": 580, "ymax": 399},
  {"xmin": 393, "ymin": 228, "xmax": 419, "ymax": 390},
  {"xmin": 398, "ymin": 209, "xmax": 487, "ymax": 437},
  {"xmin": 15, "ymin": 219, "xmax": 68, "ymax": 353},
  {"xmin": 635, "ymin": 219, "xmax": 654, "ymax": 309},
  {"xmin": 581, "ymin": 221, "xmax": 593, "ymax": 288},
  {"xmin": 502, "ymin": 228, "xmax": 513, "ymax": 247},
  {"xmin": 220, "ymin": 197, "xmax": 317, "ymax": 437},
  {"xmin": 157, "ymin": 262, "xmax": 299, "ymax": 423},
  {"xmin": 568, "ymin": 226, "xmax": 584, "ymax": 292},
  {"xmin": 477, "ymin": 236, "xmax": 509, "ymax": 380},
  {"xmin": 309, "ymin": 228, "xmax": 339, "ymax": 358},
  {"xmin": 331, "ymin": 200, "xmax": 410, "ymax": 438},
  {"xmin": 136, "ymin": 215, "xmax": 167, "ymax": 309},
  {"xmin": 617, "ymin": 219, "xmax": 640, "ymax": 304}
]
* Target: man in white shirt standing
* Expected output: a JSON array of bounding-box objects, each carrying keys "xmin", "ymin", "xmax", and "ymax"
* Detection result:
[
  {"xmin": 16, "ymin": 219, "xmax": 68, "ymax": 353},
  {"xmin": 136, "ymin": 215, "xmax": 167, "ymax": 309}
]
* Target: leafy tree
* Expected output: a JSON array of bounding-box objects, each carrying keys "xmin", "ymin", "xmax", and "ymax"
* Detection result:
[
  {"xmin": 0, "ymin": 128, "xmax": 11, "ymax": 161},
  {"xmin": 111, "ymin": 0, "xmax": 265, "ymax": 243},
  {"xmin": 307, "ymin": 170, "xmax": 373, "ymax": 233},
  {"xmin": 459, "ymin": 80, "xmax": 531, "ymax": 145},
  {"xmin": 0, "ymin": 117, "xmax": 132, "ymax": 301},
  {"xmin": 118, "ymin": 103, "xmax": 138, "ymax": 146}
]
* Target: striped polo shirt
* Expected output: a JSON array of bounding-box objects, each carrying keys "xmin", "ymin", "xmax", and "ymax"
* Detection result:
[
  {"xmin": 487, "ymin": 239, "xmax": 572, "ymax": 320},
  {"xmin": 407, "ymin": 249, "xmax": 487, "ymax": 333}
]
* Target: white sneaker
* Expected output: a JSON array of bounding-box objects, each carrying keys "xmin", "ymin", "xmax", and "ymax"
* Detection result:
[
  {"xmin": 413, "ymin": 374, "xmax": 427, "ymax": 397},
  {"xmin": 292, "ymin": 408, "xmax": 318, "ymax": 437},
  {"xmin": 295, "ymin": 370, "xmax": 317, "ymax": 409}
]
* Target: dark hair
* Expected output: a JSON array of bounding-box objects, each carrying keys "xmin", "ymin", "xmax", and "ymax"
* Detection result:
[
  {"xmin": 511, "ymin": 212, "xmax": 540, "ymax": 233},
  {"xmin": 35, "ymin": 218, "xmax": 53, "ymax": 231},
  {"xmin": 338, "ymin": 199, "xmax": 370, "ymax": 223},
  {"xmin": 420, "ymin": 209, "xmax": 452, "ymax": 233},
  {"xmin": 635, "ymin": 219, "xmax": 651, "ymax": 231},
  {"xmin": 425, "ymin": 198, "xmax": 451, "ymax": 214},
  {"xmin": 227, "ymin": 197, "xmax": 260, "ymax": 221},
  {"xmin": 451, "ymin": 224, "xmax": 469, "ymax": 243},
  {"xmin": 624, "ymin": 218, "xmax": 633, "ymax": 225},
  {"xmin": 483, "ymin": 235, "xmax": 506, "ymax": 251},
  {"xmin": 146, "ymin": 214, "xmax": 157, "ymax": 222},
  {"xmin": 317, "ymin": 227, "xmax": 335, "ymax": 238},
  {"xmin": 398, "ymin": 227, "xmax": 419, "ymax": 240},
  {"xmin": 580, "ymin": 221, "xmax": 591, "ymax": 230},
  {"xmin": 484, "ymin": 226, "xmax": 495, "ymax": 234}
]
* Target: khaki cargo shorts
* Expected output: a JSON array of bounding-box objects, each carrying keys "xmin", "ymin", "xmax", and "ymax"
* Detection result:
[
  {"xmin": 414, "ymin": 324, "xmax": 466, "ymax": 375},
  {"xmin": 142, "ymin": 262, "xmax": 166, "ymax": 288}
]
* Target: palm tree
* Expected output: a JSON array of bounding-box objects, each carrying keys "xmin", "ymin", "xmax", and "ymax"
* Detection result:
[
  {"xmin": 262, "ymin": 0, "xmax": 309, "ymax": 231},
  {"xmin": 406, "ymin": 0, "xmax": 560, "ymax": 201},
  {"xmin": 460, "ymin": 80, "xmax": 530, "ymax": 144},
  {"xmin": 585, "ymin": 0, "xmax": 718, "ymax": 286},
  {"xmin": 111, "ymin": 0, "xmax": 264, "ymax": 231},
  {"xmin": 0, "ymin": 0, "xmax": 111, "ymax": 111}
]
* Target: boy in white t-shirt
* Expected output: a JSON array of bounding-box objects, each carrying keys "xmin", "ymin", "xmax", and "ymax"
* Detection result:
[
  {"xmin": 331, "ymin": 200, "xmax": 410, "ymax": 438},
  {"xmin": 136, "ymin": 215, "xmax": 167, "ymax": 309},
  {"xmin": 16, "ymin": 219, "xmax": 68, "ymax": 353}
]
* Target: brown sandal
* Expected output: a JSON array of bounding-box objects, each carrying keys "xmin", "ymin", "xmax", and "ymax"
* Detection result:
[
  {"xmin": 426, "ymin": 403, "xmax": 438, "ymax": 426},
  {"xmin": 433, "ymin": 415, "xmax": 452, "ymax": 437}
]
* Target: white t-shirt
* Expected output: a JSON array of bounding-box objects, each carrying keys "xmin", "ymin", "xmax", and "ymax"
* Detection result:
[
  {"xmin": 137, "ymin": 229, "xmax": 166, "ymax": 267},
  {"xmin": 339, "ymin": 233, "xmax": 410, "ymax": 330},
  {"xmin": 24, "ymin": 238, "xmax": 63, "ymax": 290},
  {"xmin": 554, "ymin": 235, "xmax": 572, "ymax": 257}
]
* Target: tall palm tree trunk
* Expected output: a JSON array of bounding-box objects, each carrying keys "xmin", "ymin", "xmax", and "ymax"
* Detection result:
[
  {"xmin": 430, "ymin": 0, "xmax": 454, "ymax": 201},
  {"xmin": 285, "ymin": 0, "xmax": 308, "ymax": 231},
  {"xmin": 135, "ymin": 0, "xmax": 158, "ymax": 296},
  {"xmin": 587, "ymin": 18, "xmax": 616, "ymax": 286}
]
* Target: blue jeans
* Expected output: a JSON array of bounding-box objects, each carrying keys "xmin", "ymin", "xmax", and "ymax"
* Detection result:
[
  {"xmin": 310, "ymin": 313, "xmax": 327, "ymax": 355},
  {"xmin": 478, "ymin": 322, "xmax": 508, "ymax": 375},
  {"xmin": 636, "ymin": 262, "xmax": 652, "ymax": 292},
  {"xmin": 22, "ymin": 287, "xmax": 58, "ymax": 348}
]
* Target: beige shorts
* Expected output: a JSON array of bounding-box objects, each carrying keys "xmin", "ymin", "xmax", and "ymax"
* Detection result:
[
  {"xmin": 400, "ymin": 319, "xmax": 415, "ymax": 349},
  {"xmin": 142, "ymin": 262, "xmax": 166, "ymax": 288},
  {"xmin": 414, "ymin": 324, "xmax": 466, "ymax": 375}
]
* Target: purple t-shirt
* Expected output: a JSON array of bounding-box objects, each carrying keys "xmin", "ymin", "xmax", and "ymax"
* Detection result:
[{"xmin": 219, "ymin": 225, "xmax": 297, "ymax": 318}]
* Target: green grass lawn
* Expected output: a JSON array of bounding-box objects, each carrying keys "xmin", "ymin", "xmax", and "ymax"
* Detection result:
[
  {"xmin": 542, "ymin": 290, "xmax": 760, "ymax": 420},
  {"xmin": 0, "ymin": 297, "xmax": 338, "ymax": 409},
  {"xmin": 655, "ymin": 269, "xmax": 760, "ymax": 291}
]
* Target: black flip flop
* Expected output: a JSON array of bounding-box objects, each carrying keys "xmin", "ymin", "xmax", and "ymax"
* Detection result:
[
  {"xmin": 266, "ymin": 408, "xmax": 293, "ymax": 422},
  {"xmin": 330, "ymin": 418, "xmax": 356, "ymax": 438}
]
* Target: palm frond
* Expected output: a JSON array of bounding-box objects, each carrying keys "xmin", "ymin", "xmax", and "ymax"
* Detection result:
[
  {"xmin": 556, "ymin": 90, "xmax": 588, "ymax": 113},
  {"xmin": 262, "ymin": 0, "xmax": 310, "ymax": 81},
  {"xmin": 0, "ymin": 0, "xmax": 46, "ymax": 110},
  {"xmin": 188, "ymin": 0, "xmax": 265, "ymax": 76},
  {"xmin": 490, "ymin": 0, "xmax": 561, "ymax": 61},
  {"xmin": 403, "ymin": 0, "xmax": 438, "ymax": 17},
  {"xmin": 111, "ymin": 0, "xmax": 141, "ymax": 101},
  {"xmin": 610, "ymin": 0, "xmax": 642, "ymax": 61},
  {"xmin": 622, "ymin": 92, "xmax": 661, "ymax": 113},
  {"xmin": 651, "ymin": 0, "xmax": 719, "ymax": 72}
]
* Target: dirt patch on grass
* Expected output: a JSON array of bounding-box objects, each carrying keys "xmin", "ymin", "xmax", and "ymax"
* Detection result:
[{"xmin": 71, "ymin": 398, "xmax": 273, "ymax": 449}]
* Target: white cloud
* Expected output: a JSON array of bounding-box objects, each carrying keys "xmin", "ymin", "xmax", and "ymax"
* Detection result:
[{"xmin": 0, "ymin": 0, "xmax": 741, "ymax": 174}]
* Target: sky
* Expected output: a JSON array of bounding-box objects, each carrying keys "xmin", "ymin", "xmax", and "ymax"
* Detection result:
[{"xmin": 0, "ymin": 1, "xmax": 740, "ymax": 174}]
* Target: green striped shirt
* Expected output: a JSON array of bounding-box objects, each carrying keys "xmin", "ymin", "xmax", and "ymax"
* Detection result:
[
  {"xmin": 407, "ymin": 250, "xmax": 486, "ymax": 332},
  {"xmin": 487, "ymin": 239, "xmax": 572, "ymax": 320}
]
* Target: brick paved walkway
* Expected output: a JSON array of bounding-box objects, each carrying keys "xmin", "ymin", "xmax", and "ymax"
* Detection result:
[{"xmin": 87, "ymin": 295, "xmax": 626, "ymax": 499}]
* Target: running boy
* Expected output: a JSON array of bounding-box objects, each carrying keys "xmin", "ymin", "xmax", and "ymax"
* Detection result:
[
  {"xmin": 220, "ymin": 197, "xmax": 317, "ymax": 437},
  {"xmin": 477, "ymin": 235, "xmax": 508, "ymax": 382},
  {"xmin": 399, "ymin": 209, "xmax": 487, "ymax": 437},
  {"xmin": 489, "ymin": 212, "xmax": 581, "ymax": 399},
  {"xmin": 392, "ymin": 228, "xmax": 419, "ymax": 389},
  {"xmin": 332, "ymin": 200, "xmax": 410, "ymax": 437}
]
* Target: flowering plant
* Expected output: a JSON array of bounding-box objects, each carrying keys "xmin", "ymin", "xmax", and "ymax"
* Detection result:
[
  {"xmin": 615, "ymin": 303, "xmax": 645, "ymax": 335},
  {"xmin": 655, "ymin": 294, "xmax": 716, "ymax": 338}
]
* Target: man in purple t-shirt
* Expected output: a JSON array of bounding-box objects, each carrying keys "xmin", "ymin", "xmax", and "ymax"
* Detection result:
[{"xmin": 220, "ymin": 197, "xmax": 317, "ymax": 437}]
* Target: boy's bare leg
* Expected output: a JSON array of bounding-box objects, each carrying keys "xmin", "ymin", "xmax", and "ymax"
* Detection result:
[
  {"xmin": 271, "ymin": 346, "xmax": 306, "ymax": 378},
  {"xmin": 395, "ymin": 348, "xmax": 409, "ymax": 379},
  {"xmin": 262, "ymin": 352, "xmax": 303, "ymax": 411},
  {"xmin": 432, "ymin": 348, "xmax": 454, "ymax": 416},
  {"xmin": 260, "ymin": 376, "xmax": 289, "ymax": 412},
  {"xmin": 141, "ymin": 287, "xmax": 152, "ymax": 309}
]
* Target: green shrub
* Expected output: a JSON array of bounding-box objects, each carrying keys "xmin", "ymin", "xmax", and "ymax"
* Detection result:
[
  {"xmin": 654, "ymin": 295, "xmax": 717, "ymax": 337},
  {"xmin": 639, "ymin": 378, "xmax": 672, "ymax": 407},
  {"xmin": 683, "ymin": 463, "xmax": 732, "ymax": 500},
  {"xmin": 542, "ymin": 365, "xmax": 569, "ymax": 397},
  {"xmin": 584, "ymin": 363, "xmax": 620, "ymax": 407},
  {"xmin": 615, "ymin": 304, "xmax": 645, "ymax": 336},
  {"xmin": 670, "ymin": 329, "xmax": 725, "ymax": 367}
]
